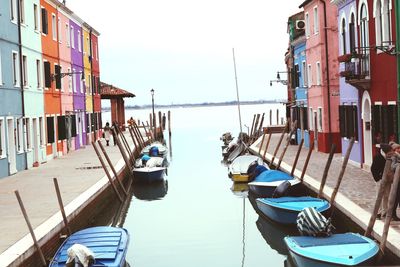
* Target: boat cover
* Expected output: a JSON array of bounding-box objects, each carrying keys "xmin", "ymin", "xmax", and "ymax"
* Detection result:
[
  {"xmin": 254, "ymin": 170, "xmax": 293, "ymax": 182},
  {"xmin": 260, "ymin": 197, "xmax": 329, "ymax": 212},
  {"xmin": 291, "ymin": 233, "xmax": 368, "ymax": 248}
]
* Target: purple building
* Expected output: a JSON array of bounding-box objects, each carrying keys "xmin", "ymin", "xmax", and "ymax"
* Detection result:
[{"xmin": 70, "ymin": 18, "xmax": 86, "ymax": 148}]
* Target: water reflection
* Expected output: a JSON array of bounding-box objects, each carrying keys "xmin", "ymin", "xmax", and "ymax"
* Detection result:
[{"xmin": 132, "ymin": 179, "xmax": 168, "ymax": 201}]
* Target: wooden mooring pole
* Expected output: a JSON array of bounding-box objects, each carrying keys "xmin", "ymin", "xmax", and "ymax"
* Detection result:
[
  {"xmin": 276, "ymin": 109, "xmax": 279, "ymax": 125},
  {"xmin": 300, "ymin": 140, "xmax": 314, "ymax": 182},
  {"xmin": 15, "ymin": 190, "xmax": 47, "ymax": 266},
  {"xmin": 92, "ymin": 141, "xmax": 124, "ymax": 202},
  {"xmin": 276, "ymin": 121, "xmax": 297, "ymax": 170},
  {"xmin": 269, "ymin": 110, "xmax": 272, "ymax": 126},
  {"xmin": 269, "ymin": 121, "xmax": 289, "ymax": 168},
  {"xmin": 141, "ymin": 122, "xmax": 150, "ymax": 144},
  {"xmin": 250, "ymin": 114, "xmax": 256, "ymax": 137},
  {"xmin": 53, "ymin": 178, "xmax": 71, "ymax": 235},
  {"xmin": 262, "ymin": 132, "xmax": 272, "ymax": 160},
  {"xmin": 257, "ymin": 113, "xmax": 265, "ymax": 137},
  {"xmin": 112, "ymin": 129, "xmax": 132, "ymax": 174},
  {"xmin": 290, "ymin": 138, "xmax": 304, "ymax": 176},
  {"xmin": 258, "ymin": 128, "xmax": 267, "ymax": 155},
  {"xmin": 318, "ymin": 143, "xmax": 336, "ymax": 198},
  {"xmin": 365, "ymin": 159, "xmax": 392, "ymax": 237},
  {"xmin": 97, "ymin": 140, "xmax": 128, "ymax": 196}
]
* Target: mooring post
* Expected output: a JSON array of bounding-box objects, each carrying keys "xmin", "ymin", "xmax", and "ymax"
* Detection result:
[
  {"xmin": 97, "ymin": 140, "xmax": 128, "ymax": 196},
  {"xmin": 249, "ymin": 114, "xmax": 256, "ymax": 137},
  {"xmin": 129, "ymin": 125, "xmax": 142, "ymax": 151},
  {"xmin": 318, "ymin": 143, "xmax": 337, "ymax": 198},
  {"xmin": 269, "ymin": 109, "xmax": 272, "ymax": 126},
  {"xmin": 118, "ymin": 128, "xmax": 133, "ymax": 159},
  {"xmin": 258, "ymin": 128, "xmax": 267, "ymax": 155},
  {"xmin": 257, "ymin": 113, "xmax": 265, "ymax": 138},
  {"xmin": 379, "ymin": 165, "xmax": 400, "ymax": 257},
  {"xmin": 365, "ymin": 159, "xmax": 392, "ymax": 237},
  {"xmin": 276, "ymin": 109, "xmax": 279, "ymax": 125},
  {"xmin": 112, "ymin": 128, "xmax": 132, "ymax": 172},
  {"xmin": 300, "ymin": 140, "xmax": 315, "ymax": 182},
  {"xmin": 134, "ymin": 122, "xmax": 146, "ymax": 146},
  {"xmin": 141, "ymin": 122, "xmax": 150, "ymax": 144},
  {"xmin": 92, "ymin": 141, "xmax": 124, "ymax": 202},
  {"xmin": 146, "ymin": 121, "xmax": 155, "ymax": 141},
  {"xmin": 252, "ymin": 114, "xmax": 261, "ymax": 141},
  {"xmin": 262, "ymin": 132, "xmax": 272, "ymax": 160},
  {"xmin": 269, "ymin": 121, "xmax": 289, "ymax": 168},
  {"xmin": 277, "ymin": 120, "xmax": 297, "ymax": 169},
  {"xmin": 15, "ymin": 190, "xmax": 47, "ymax": 266},
  {"xmin": 330, "ymin": 138, "xmax": 355, "ymax": 207},
  {"xmin": 53, "ymin": 178, "xmax": 71, "ymax": 235},
  {"xmin": 127, "ymin": 126, "xmax": 140, "ymax": 158},
  {"xmin": 290, "ymin": 138, "xmax": 304, "ymax": 176}
]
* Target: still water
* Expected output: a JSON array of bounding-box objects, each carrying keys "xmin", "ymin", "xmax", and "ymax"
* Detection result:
[{"xmin": 103, "ymin": 103, "xmax": 291, "ymax": 267}]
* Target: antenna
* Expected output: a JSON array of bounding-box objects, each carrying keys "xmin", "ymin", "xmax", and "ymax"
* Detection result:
[{"xmin": 232, "ymin": 48, "xmax": 243, "ymax": 133}]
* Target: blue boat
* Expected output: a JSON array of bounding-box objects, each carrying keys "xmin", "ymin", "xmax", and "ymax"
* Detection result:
[
  {"xmin": 284, "ymin": 233, "xmax": 379, "ymax": 267},
  {"xmin": 248, "ymin": 170, "xmax": 300, "ymax": 197},
  {"xmin": 49, "ymin": 226, "xmax": 129, "ymax": 267},
  {"xmin": 256, "ymin": 196, "xmax": 330, "ymax": 225}
]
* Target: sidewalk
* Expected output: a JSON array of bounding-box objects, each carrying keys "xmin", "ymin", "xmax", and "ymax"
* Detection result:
[
  {"xmin": 250, "ymin": 134, "xmax": 400, "ymax": 258},
  {"xmin": 0, "ymin": 136, "xmax": 134, "ymax": 264}
]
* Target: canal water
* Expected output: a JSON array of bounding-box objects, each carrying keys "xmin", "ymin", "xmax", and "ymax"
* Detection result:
[{"xmin": 104, "ymin": 103, "xmax": 295, "ymax": 267}]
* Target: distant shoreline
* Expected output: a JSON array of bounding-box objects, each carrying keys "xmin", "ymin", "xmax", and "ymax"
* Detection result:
[{"xmin": 101, "ymin": 100, "xmax": 284, "ymax": 111}]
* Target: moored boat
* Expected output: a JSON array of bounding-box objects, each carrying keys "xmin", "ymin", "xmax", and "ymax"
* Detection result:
[
  {"xmin": 132, "ymin": 166, "xmax": 166, "ymax": 183},
  {"xmin": 284, "ymin": 233, "xmax": 379, "ymax": 267},
  {"xmin": 49, "ymin": 226, "xmax": 129, "ymax": 267},
  {"xmin": 248, "ymin": 170, "xmax": 300, "ymax": 197},
  {"xmin": 141, "ymin": 141, "xmax": 168, "ymax": 157},
  {"xmin": 256, "ymin": 196, "xmax": 330, "ymax": 225},
  {"xmin": 228, "ymin": 154, "xmax": 267, "ymax": 182}
]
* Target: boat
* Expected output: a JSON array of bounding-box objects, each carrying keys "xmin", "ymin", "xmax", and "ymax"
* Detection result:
[
  {"xmin": 248, "ymin": 170, "xmax": 301, "ymax": 197},
  {"xmin": 256, "ymin": 196, "xmax": 330, "ymax": 225},
  {"xmin": 141, "ymin": 141, "xmax": 168, "ymax": 157},
  {"xmin": 284, "ymin": 233, "xmax": 379, "ymax": 267},
  {"xmin": 228, "ymin": 154, "xmax": 268, "ymax": 182},
  {"xmin": 132, "ymin": 166, "xmax": 166, "ymax": 183},
  {"xmin": 49, "ymin": 226, "xmax": 129, "ymax": 267}
]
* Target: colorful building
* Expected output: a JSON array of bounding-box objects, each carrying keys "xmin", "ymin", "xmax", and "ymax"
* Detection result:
[
  {"xmin": 91, "ymin": 31, "xmax": 102, "ymax": 141},
  {"xmin": 299, "ymin": 0, "xmax": 341, "ymax": 153},
  {"xmin": 82, "ymin": 24, "xmax": 94, "ymax": 144}
]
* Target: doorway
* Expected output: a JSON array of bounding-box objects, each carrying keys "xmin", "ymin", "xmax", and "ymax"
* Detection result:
[
  {"xmin": 7, "ymin": 118, "xmax": 17, "ymax": 174},
  {"xmin": 362, "ymin": 92, "xmax": 372, "ymax": 167},
  {"xmin": 313, "ymin": 111, "xmax": 318, "ymax": 151},
  {"xmin": 32, "ymin": 118, "xmax": 39, "ymax": 164}
]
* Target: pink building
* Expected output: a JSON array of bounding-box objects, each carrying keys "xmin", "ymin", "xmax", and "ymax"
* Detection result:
[{"xmin": 299, "ymin": 0, "xmax": 341, "ymax": 153}]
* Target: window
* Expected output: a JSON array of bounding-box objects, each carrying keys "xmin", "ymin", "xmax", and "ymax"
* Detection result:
[
  {"xmin": 313, "ymin": 6, "xmax": 319, "ymax": 34},
  {"xmin": 339, "ymin": 105, "xmax": 359, "ymax": 140},
  {"xmin": 44, "ymin": 61, "xmax": 51, "ymax": 88},
  {"xmin": 87, "ymin": 36, "xmax": 90, "ymax": 56},
  {"xmin": 349, "ymin": 14, "xmax": 356, "ymax": 53},
  {"xmin": 72, "ymin": 68, "xmax": 77, "ymax": 93},
  {"xmin": 22, "ymin": 55, "xmax": 28, "ymax": 87},
  {"xmin": 46, "ymin": 116, "xmax": 55, "ymax": 144},
  {"xmin": 52, "ymin": 13, "xmax": 57, "ymax": 41},
  {"xmin": 0, "ymin": 118, "xmax": 5, "ymax": 158},
  {"xmin": 10, "ymin": 0, "xmax": 17, "ymax": 22},
  {"xmin": 302, "ymin": 61, "xmax": 307, "ymax": 87},
  {"xmin": 39, "ymin": 116, "xmax": 44, "ymax": 146},
  {"xmin": 96, "ymin": 44, "xmax": 99, "ymax": 60},
  {"xmin": 36, "ymin": 59, "xmax": 41, "ymax": 88},
  {"xmin": 58, "ymin": 17, "xmax": 61, "ymax": 43},
  {"xmin": 80, "ymin": 74, "xmax": 84, "ymax": 93},
  {"xmin": 293, "ymin": 64, "xmax": 300, "ymax": 88},
  {"xmin": 360, "ymin": 3, "xmax": 370, "ymax": 74},
  {"xmin": 24, "ymin": 117, "xmax": 31, "ymax": 150},
  {"xmin": 341, "ymin": 18, "xmax": 346, "ymax": 54},
  {"xmin": 307, "ymin": 64, "xmax": 312, "ymax": 87},
  {"xmin": 41, "ymin": 7, "xmax": 48, "ymax": 34},
  {"xmin": 66, "ymin": 23, "xmax": 70, "ymax": 47},
  {"xmin": 12, "ymin": 51, "xmax": 19, "ymax": 86},
  {"xmin": 382, "ymin": 0, "xmax": 392, "ymax": 44},
  {"xmin": 372, "ymin": 104, "xmax": 397, "ymax": 143},
  {"xmin": 68, "ymin": 67, "xmax": 72, "ymax": 92},
  {"xmin": 318, "ymin": 107, "xmax": 323, "ymax": 131},
  {"xmin": 16, "ymin": 118, "xmax": 23, "ymax": 152},
  {"xmin": 316, "ymin": 61, "xmax": 321, "ymax": 85},
  {"xmin": 71, "ymin": 26, "xmax": 75, "ymax": 49},
  {"xmin": 305, "ymin": 12, "xmax": 310, "ymax": 38},
  {"xmin": 55, "ymin": 64, "xmax": 61, "ymax": 90},
  {"xmin": 88, "ymin": 74, "xmax": 91, "ymax": 94},
  {"xmin": 77, "ymin": 30, "xmax": 81, "ymax": 52},
  {"xmin": 33, "ymin": 4, "xmax": 39, "ymax": 31},
  {"xmin": 19, "ymin": 0, "xmax": 25, "ymax": 24}
]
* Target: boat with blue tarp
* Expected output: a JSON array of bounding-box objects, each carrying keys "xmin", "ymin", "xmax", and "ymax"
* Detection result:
[
  {"xmin": 248, "ymin": 170, "xmax": 300, "ymax": 197},
  {"xmin": 284, "ymin": 233, "xmax": 379, "ymax": 267},
  {"xmin": 49, "ymin": 226, "xmax": 130, "ymax": 267},
  {"xmin": 256, "ymin": 196, "xmax": 330, "ymax": 225}
]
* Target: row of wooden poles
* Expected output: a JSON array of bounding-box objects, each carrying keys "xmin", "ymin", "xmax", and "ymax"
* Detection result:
[
  {"xmin": 247, "ymin": 110, "xmax": 284, "ymax": 144},
  {"xmin": 256, "ymin": 119, "xmax": 399, "ymax": 258},
  {"xmin": 13, "ymin": 111, "xmax": 172, "ymax": 266}
]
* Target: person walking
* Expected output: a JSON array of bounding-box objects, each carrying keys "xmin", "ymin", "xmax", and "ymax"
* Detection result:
[
  {"xmin": 389, "ymin": 143, "xmax": 400, "ymax": 221},
  {"xmin": 103, "ymin": 122, "xmax": 111, "ymax": 146}
]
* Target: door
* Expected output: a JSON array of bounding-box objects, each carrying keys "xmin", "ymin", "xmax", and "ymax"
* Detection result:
[
  {"xmin": 363, "ymin": 97, "xmax": 372, "ymax": 167},
  {"xmin": 78, "ymin": 112, "xmax": 83, "ymax": 146},
  {"xmin": 32, "ymin": 118, "xmax": 39, "ymax": 164},
  {"xmin": 313, "ymin": 111, "xmax": 318, "ymax": 150},
  {"xmin": 66, "ymin": 115, "xmax": 72, "ymax": 152},
  {"xmin": 7, "ymin": 118, "xmax": 17, "ymax": 174},
  {"xmin": 52, "ymin": 116, "xmax": 57, "ymax": 158}
]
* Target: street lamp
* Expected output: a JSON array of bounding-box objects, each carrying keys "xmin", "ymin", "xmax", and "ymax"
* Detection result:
[
  {"xmin": 270, "ymin": 71, "xmax": 288, "ymax": 86},
  {"xmin": 151, "ymin": 88, "xmax": 156, "ymax": 138}
]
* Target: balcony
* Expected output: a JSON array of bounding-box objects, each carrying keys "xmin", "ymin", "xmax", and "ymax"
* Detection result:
[{"xmin": 339, "ymin": 52, "xmax": 370, "ymax": 90}]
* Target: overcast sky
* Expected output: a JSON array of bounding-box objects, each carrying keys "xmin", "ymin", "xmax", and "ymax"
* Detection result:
[{"xmin": 67, "ymin": 0, "xmax": 299, "ymax": 106}]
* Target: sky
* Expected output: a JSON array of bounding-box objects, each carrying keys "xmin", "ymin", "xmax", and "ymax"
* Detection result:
[{"xmin": 67, "ymin": 0, "xmax": 300, "ymax": 106}]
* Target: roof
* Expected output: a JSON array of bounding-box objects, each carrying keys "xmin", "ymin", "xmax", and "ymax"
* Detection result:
[
  {"xmin": 299, "ymin": 0, "xmax": 312, "ymax": 8},
  {"xmin": 100, "ymin": 82, "xmax": 136, "ymax": 99}
]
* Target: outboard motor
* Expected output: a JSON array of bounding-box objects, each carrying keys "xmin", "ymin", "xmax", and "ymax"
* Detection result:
[
  {"xmin": 272, "ymin": 180, "xmax": 291, "ymax": 198},
  {"xmin": 248, "ymin": 164, "xmax": 268, "ymax": 182},
  {"xmin": 297, "ymin": 207, "xmax": 334, "ymax": 237}
]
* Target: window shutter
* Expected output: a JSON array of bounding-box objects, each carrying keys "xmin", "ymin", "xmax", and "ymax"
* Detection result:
[
  {"xmin": 339, "ymin": 105, "xmax": 346, "ymax": 137},
  {"xmin": 98, "ymin": 112, "xmax": 102, "ymax": 130},
  {"xmin": 57, "ymin": 116, "xmax": 66, "ymax": 140},
  {"xmin": 91, "ymin": 113, "xmax": 95, "ymax": 132},
  {"xmin": 346, "ymin": 106, "xmax": 354, "ymax": 139},
  {"xmin": 86, "ymin": 113, "xmax": 90, "ymax": 133},
  {"xmin": 46, "ymin": 117, "xmax": 55, "ymax": 144},
  {"xmin": 372, "ymin": 105, "xmax": 382, "ymax": 144},
  {"xmin": 302, "ymin": 107, "xmax": 308, "ymax": 130},
  {"xmin": 44, "ymin": 61, "xmax": 51, "ymax": 88},
  {"xmin": 41, "ymin": 8, "xmax": 48, "ymax": 34},
  {"xmin": 381, "ymin": 105, "xmax": 388, "ymax": 143},
  {"xmin": 352, "ymin": 106, "xmax": 358, "ymax": 141},
  {"xmin": 94, "ymin": 113, "xmax": 98, "ymax": 131},
  {"xmin": 55, "ymin": 65, "xmax": 61, "ymax": 89},
  {"xmin": 71, "ymin": 115, "xmax": 77, "ymax": 137}
]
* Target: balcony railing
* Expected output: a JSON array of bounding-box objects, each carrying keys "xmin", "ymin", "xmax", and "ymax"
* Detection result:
[{"xmin": 338, "ymin": 50, "xmax": 370, "ymax": 90}]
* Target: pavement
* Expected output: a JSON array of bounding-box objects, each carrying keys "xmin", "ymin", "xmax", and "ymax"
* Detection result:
[{"xmin": 250, "ymin": 134, "xmax": 400, "ymax": 259}]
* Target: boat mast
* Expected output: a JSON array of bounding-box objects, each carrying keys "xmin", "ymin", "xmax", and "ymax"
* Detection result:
[{"xmin": 232, "ymin": 48, "xmax": 243, "ymax": 133}]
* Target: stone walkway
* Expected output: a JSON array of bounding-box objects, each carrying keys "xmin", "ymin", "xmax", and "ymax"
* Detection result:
[{"xmin": 250, "ymin": 133, "xmax": 400, "ymax": 258}]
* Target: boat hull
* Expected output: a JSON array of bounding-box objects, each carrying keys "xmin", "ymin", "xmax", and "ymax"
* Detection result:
[
  {"xmin": 132, "ymin": 167, "xmax": 166, "ymax": 183},
  {"xmin": 256, "ymin": 197, "xmax": 330, "ymax": 225},
  {"xmin": 249, "ymin": 179, "xmax": 301, "ymax": 198}
]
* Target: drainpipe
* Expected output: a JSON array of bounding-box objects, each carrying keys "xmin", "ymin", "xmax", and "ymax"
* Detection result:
[
  {"xmin": 89, "ymin": 29, "xmax": 96, "ymax": 140},
  {"xmin": 395, "ymin": 0, "xmax": 400, "ymax": 141},
  {"xmin": 16, "ymin": 0, "xmax": 28, "ymax": 169},
  {"xmin": 320, "ymin": 0, "xmax": 333, "ymax": 148}
]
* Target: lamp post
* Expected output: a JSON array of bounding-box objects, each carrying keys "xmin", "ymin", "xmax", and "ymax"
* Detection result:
[{"xmin": 151, "ymin": 88, "xmax": 156, "ymax": 139}]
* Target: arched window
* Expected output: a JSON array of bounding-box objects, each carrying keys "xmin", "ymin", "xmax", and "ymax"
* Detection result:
[
  {"xmin": 341, "ymin": 18, "xmax": 347, "ymax": 55},
  {"xmin": 349, "ymin": 13, "xmax": 356, "ymax": 53},
  {"xmin": 375, "ymin": 0, "xmax": 383, "ymax": 46},
  {"xmin": 360, "ymin": 3, "xmax": 370, "ymax": 75},
  {"xmin": 382, "ymin": 0, "xmax": 391, "ymax": 44}
]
